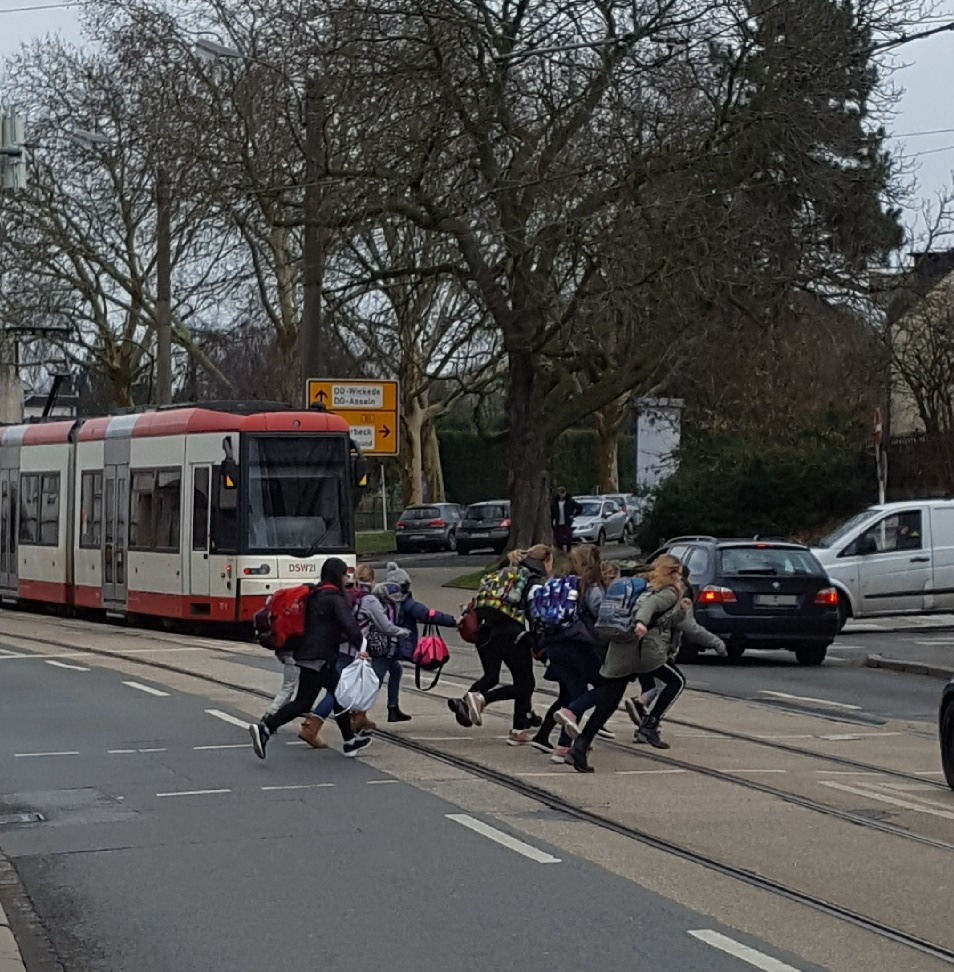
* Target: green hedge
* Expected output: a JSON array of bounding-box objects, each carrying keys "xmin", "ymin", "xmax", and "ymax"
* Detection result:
[
  {"xmin": 636, "ymin": 433, "xmax": 875, "ymax": 550},
  {"xmin": 438, "ymin": 429, "xmax": 636, "ymax": 505}
]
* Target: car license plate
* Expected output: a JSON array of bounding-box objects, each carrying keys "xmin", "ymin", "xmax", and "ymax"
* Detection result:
[
  {"xmin": 410, "ymin": 534, "xmax": 427, "ymax": 541},
  {"xmin": 754, "ymin": 594, "xmax": 797, "ymax": 607},
  {"xmin": 471, "ymin": 531, "xmax": 490, "ymax": 538}
]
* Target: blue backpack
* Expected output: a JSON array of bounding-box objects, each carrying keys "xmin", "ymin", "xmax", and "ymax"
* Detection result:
[
  {"xmin": 527, "ymin": 575, "xmax": 581, "ymax": 632},
  {"xmin": 594, "ymin": 577, "xmax": 649, "ymax": 643}
]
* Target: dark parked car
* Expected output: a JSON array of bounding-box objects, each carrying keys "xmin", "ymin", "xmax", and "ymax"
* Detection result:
[
  {"xmin": 457, "ymin": 501, "xmax": 511, "ymax": 555},
  {"xmin": 941, "ymin": 679, "xmax": 954, "ymax": 790},
  {"xmin": 395, "ymin": 504, "xmax": 464, "ymax": 553},
  {"xmin": 651, "ymin": 536, "xmax": 840, "ymax": 665}
]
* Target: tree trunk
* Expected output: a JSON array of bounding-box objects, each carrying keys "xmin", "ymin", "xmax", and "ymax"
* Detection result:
[
  {"xmin": 594, "ymin": 396, "xmax": 628, "ymax": 492},
  {"xmin": 399, "ymin": 401, "xmax": 426, "ymax": 506},
  {"xmin": 422, "ymin": 419, "xmax": 446, "ymax": 502},
  {"xmin": 507, "ymin": 348, "xmax": 552, "ymax": 549}
]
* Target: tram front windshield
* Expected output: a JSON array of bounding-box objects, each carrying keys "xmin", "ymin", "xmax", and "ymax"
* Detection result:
[{"xmin": 246, "ymin": 435, "xmax": 352, "ymax": 553}]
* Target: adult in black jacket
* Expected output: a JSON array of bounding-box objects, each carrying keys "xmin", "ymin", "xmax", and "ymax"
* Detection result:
[
  {"xmin": 249, "ymin": 558, "xmax": 372, "ymax": 760},
  {"xmin": 550, "ymin": 487, "xmax": 580, "ymax": 552}
]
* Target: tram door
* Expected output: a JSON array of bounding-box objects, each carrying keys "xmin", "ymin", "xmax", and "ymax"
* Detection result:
[
  {"xmin": 0, "ymin": 470, "xmax": 16, "ymax": 591},
  {"xmin": 102, "ymin": 464, "xmax": 128, "ymax": 609},
  {"xmin": 189, "ymin": 465, "xmax": 212, "ymax": 597}
]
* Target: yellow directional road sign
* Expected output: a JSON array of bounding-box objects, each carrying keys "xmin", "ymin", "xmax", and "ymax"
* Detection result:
[{"xmin": 306, "ymin": 379, "xmax": 399, "ymax": 456}]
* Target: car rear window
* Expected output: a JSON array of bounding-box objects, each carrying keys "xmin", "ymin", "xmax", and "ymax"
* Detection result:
[
  {"xmin": 402, "ymin": 507, "xmax": 441, "ymax": 520},
  {"xmin": 466, "ymin": 504, "xmax": 508, "ymax": 520},
  {"xmin": 718, "ymin": 547, "xmax": 822, "ymax": 576}
]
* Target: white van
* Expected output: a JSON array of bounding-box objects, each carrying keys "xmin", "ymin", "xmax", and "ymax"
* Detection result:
[{"xmin": 812, "ymin": 500, "xmax": 954, "ymax": 621}]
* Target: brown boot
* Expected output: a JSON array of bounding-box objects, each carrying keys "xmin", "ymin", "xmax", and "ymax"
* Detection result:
[
  {"xmin": 298, "ymin": 715, "xmax": 328, "ymax": 749},
  {"xmin": 351, "ymin": 711, "xmax": 377, "ymax": 732}
]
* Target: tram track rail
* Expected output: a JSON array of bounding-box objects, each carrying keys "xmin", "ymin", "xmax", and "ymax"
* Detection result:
[{"xmin": 10, "ymin": 632, "xmax": 954, "ymax": 967}]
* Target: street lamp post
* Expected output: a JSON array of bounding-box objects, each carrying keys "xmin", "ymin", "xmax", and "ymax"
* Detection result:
[{"xmin": 72, "ymin": 130, "xmax": 173, "ymax": 407}]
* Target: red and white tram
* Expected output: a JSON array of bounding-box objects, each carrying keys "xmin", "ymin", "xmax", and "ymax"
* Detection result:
[{"xmin": 0, "ymin": 403, "xmax": 365, "ymax": 624}]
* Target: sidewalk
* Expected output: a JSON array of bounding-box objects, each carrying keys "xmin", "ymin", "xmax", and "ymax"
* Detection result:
[{"xmin": 0, "ymin": 902, "xmax": 25, "ymax": 972}]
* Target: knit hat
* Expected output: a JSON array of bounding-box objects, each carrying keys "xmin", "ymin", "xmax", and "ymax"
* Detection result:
[{"xmin": 385, "ymin": 561, "xmax": 411, "ymax": 600}]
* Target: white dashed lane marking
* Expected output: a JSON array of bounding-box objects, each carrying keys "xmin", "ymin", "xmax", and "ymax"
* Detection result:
[
  {"xmin": 760, "ymin": 691, "xmax": 860, "ymax": 711},
  {"xmin": 260, "ymin": 784, "xmax": 335, "ymax": 792},
  {"xmin": 205, "ymin": 709, "xmax": 250, "ymax": 729},
  {"xmin": 446, "ymin": 813, "xmax": 561, "ymax": 864},
  {"xmin": 14, "ymin": 751, "xmax": 80, "ymax": 758},
  {"xmin": 194, "ymin": 743, "xmax": 248, "ymax": 750},
  {"xmin": 820, "ymin": 781, "xmax": 954, "ymax": 820},
  {"xmin": 45, "ymin": 660, "xmax": 90, "ymax": 671},
  {"xmin": 689, "ymin": 930, "xmax": 804, "ymax": 971},
  {"xmin": 122, "ymin": 681, "xmax": 170, "ymax": 697},
  {"xmin": 156, "ymin": 789, "xmax": 231, "ymax": 798}
]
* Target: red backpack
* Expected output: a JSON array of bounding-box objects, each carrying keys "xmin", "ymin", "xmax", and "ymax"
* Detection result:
[{"xmin": 254, "ymin": 584, "xmax": 317, "ymax": 651}]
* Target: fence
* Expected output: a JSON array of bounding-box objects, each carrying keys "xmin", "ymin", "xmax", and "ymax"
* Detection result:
[{"xmin": 888, "ymin": 433, "xmax": 954, "ymax": 499}]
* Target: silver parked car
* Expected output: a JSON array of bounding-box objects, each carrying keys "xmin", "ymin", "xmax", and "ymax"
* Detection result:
[
  {"xmin": 572, "ymin": 496, "xmax": 629, "ymax": 545},
  {"xmin": 601, "ymin": 492, "xmax": 640, "ymax": 540}
]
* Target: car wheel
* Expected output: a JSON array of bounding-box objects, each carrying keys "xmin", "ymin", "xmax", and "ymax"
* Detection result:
[
  {"xmin": 725, "ymin": 641, "xmax": 745, "ymax": 662},
  {"xmin": 597, "ymin": 529, "xmax": 606, "ymax": 546},
  {"xmin": 447, "ymin": 531, "xmax": 457, "ymax": 552},
  {"xmin": 941, "ymin": 703, "xmax": 954, "ymax": 791},
  {"xmin": 493, "ymin": 543, "xmax": 506, "ymax": 555},
  {"xmin": 457, "ymin": 545, "xmax": 471, "ymax": 556},
  {"xmin": 794, "ymin": 643, "xmax": 828, "ymax": 666}
]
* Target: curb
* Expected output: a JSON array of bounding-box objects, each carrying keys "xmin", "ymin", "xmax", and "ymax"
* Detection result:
[
  {"xmin": 865, "ymin": 654, "xmax": 953, "ymax": 680},
  {"xmin": 845, "ymin": 623, "xmax": 954, "ymax": 634},
  {"xmin": 0, "ymin": 851, "xmax": 62, "ymax": 972}
]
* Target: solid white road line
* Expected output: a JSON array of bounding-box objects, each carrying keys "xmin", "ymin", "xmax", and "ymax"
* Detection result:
[
  {"xmin": 820, "ymin": 781, "xmax": 954, "ymax": 820},
  {"xmin": 261, "ymin": 784, "xmax": 335, "ymax": 791},
  {"xmin": 689, "ymin": 930, "xmax": 803, "ymax": 971},
  {"xmin": 815, "ymin": 770, "xmax": 883, "ymax": 776},
  {"xmin": 731, "ymin": 769, "xmax": 787, "ymax": 774},
  {"xmin": 14, "ymin": 751, "xmax": 80, "ymax": 758},
  {"xmin": 156, "ymin": 789, "xmax": 231, "ymax": 798},
  {"xmin": 752, "ymin": 734, "xmax": 816, "ymax": 740},
  {"xmin": 44, "ymin": 660, "xmax": 90, "ymax": 671},
  {"xmin": 122, "ymin": 681, "xmax": 169, "ymax": 697},
  {"xmin": 446, "ymin": 813, "xmax": 561, "ymax": 864},
  {"xmin": 194, "ymin": 743, "xmax": 249, "ymax": 750},
  {"xmin": 0, "ymin": 647, "xmax": 16, "ymax": 655},
  {"xmin": 760, "ymin": 691, "xmax": 861, "ymax": 710},
  {"xmin": 205, "ymin": 709, "xmax": 250, "ymax": 729},
  {"xmin": 820, "ymin": 732, "xmax": 902, "ymax": 740},
  {"xmin": 614, "ymin": 769, "xmax": 687, "ymax": 775}
]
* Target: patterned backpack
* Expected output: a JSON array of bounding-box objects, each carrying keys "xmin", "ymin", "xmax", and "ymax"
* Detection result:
[
  {"xmin": 474, "ymin": 565, "xmax": 532, "ymax": 622},
  {"xmin": 527, "ymin": 575, "xmax": 581, "ymax": 633}
]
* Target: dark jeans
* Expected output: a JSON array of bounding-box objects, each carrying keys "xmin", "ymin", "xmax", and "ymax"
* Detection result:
[
  {"xmin": 263, "ymin": 664, "xmax": 354, "ymax": 742},
  {"xmin": 553, "ymin": 524, "xmax": 573, "ymax": 552},
  {"xmin": 370, "ymin": 656, "xmax": 403, "ymax": 708},
  {"xmin": 470, "ymin": 620, "xmax": 535, "ymax": 731},
  {"xmin": 576, "ymin": 676, "xmax": 630, "ymax": 746},
  {"xmin": 539, "ymin": 640, "xmax": 601, "ymax": 747}
]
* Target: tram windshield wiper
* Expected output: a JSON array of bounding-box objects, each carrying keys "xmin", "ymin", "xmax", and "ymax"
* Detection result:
[{"xmin": 300, "ymin": 524, "xmax": 329, "ymax": 558}]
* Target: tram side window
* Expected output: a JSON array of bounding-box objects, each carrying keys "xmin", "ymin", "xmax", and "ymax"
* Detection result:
[
  {"xmin": 80, "ymin": 471, "xmax": 104, "ymax": 548},
  {"xmin": 211, "ymin": 465, "xmax": 238, "ymax": 554},
  {"xmin": 129, "ymin": 468, "xmax": 182, "ymax": 552},
  {"xmin": 19, "ymin": 473, "xmax": 60, "ymax": 546}
]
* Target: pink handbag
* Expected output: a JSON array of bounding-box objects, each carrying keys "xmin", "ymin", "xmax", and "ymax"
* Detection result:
[{"xmin": 412, "ymin": 622, "xmax": 450, "ymax": 691}]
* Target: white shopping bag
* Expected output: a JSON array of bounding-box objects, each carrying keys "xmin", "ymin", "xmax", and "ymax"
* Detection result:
[{"xmin": 335, "ymin": 656, "xmax": 380, "ymax": 713}]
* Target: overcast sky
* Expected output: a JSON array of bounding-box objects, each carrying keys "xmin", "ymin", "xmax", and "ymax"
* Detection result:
[{"xmin": 1, "ymin": 0, "xmax": 953, "ymax": 246}]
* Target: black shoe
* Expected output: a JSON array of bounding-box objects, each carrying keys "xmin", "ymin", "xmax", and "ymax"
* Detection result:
[
  {"xmin": 388, "ymin": 706, "xmax": 412, "ymax": 723},
  {"xmin": 343, "ymin": 735, "xmax": 373, "ymax": 757},
  {"xmin": 249, "ymin": 721, "xmax": 269, "ymax": 759},
  {"xmin": 564, "ymin": 739, "xmax": 594, "ymax": 773},
  {"xmin": 636, "ymin": 717, "xmax": 670, "ymax": 750},
  {"xmin": 447, "ymin": 697, "xmax": 473, "ymax": 728},
  {"xmin": 526, "ymin": 711, "xmax": 543, "ymax": 729},
  {"xmin": 530, "ymin": 735, "xmax": 554, "ymax": 754}
]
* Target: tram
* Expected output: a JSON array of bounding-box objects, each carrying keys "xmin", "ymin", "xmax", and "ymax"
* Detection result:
[{"xmin": 0, "ymin": 403, "xmax": 366, "ymax": 624}]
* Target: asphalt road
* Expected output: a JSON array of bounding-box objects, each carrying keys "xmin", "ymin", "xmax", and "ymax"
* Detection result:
[{"xmin": 0, "ymin": 648, "xmax": 824, "ymax": 972}]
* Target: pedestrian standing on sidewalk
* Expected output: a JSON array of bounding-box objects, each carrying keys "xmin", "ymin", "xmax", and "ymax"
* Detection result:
[
  {"xmin": 550, "ymin": 487, "xmax": 580, "ymax": 553},
  {"xmin": 249, "ymin": 558, "xmax": 373, "ymax": 760},
  {"xmin": 531, "ymin": 544, "xmax": 607, "ymax": 760},
  {"xmin": 447, "ymin": 545, "xmax": 552, "ymax": 746}
]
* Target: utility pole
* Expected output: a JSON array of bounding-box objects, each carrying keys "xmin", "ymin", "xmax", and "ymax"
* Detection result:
[
  {"xmin": 300, "ymin": 76, "xmax": 326, "ymax": 407},
  {"xmin": 155, "ymin": 165, "xmax": 172, "ymax": 406},
  {"xmin": 1, "ymin": 107, "xmax": 28, "ymax": 423}
]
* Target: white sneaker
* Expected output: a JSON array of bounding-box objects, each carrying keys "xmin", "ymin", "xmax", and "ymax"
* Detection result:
[
  {"xmin": 507, "ymin": 729, "xmax": 534, "ymax": 747},
  {"xmin": 597, "ymin": 728, "xmax": 615, "ymax": 740},
  {"xmin": 554, "ymin": 708, "xmax": 580, "ymax": 739},
  {"xmin": 465, "ymin": 692, "xmax": 485, "ymax": 727}
]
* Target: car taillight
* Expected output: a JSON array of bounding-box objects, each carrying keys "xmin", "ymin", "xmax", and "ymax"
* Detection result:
[
  {"xmin": 428, "ymin": 519, "xmax": 445, "ymax": 528},
  {"xmin": 396, "ymin": 522, "xmax": 406, "ymax": 530},
  {"xmin": 815, "ymin": 587, "xmax": 839, "ymax": 606},
  {"xmin": 500, "ymin": 518, "xmax": 511, "ymax": 528},
  {"xmin": 698, "ymin": 586, "xmax": 737, "ymax": 605}
]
